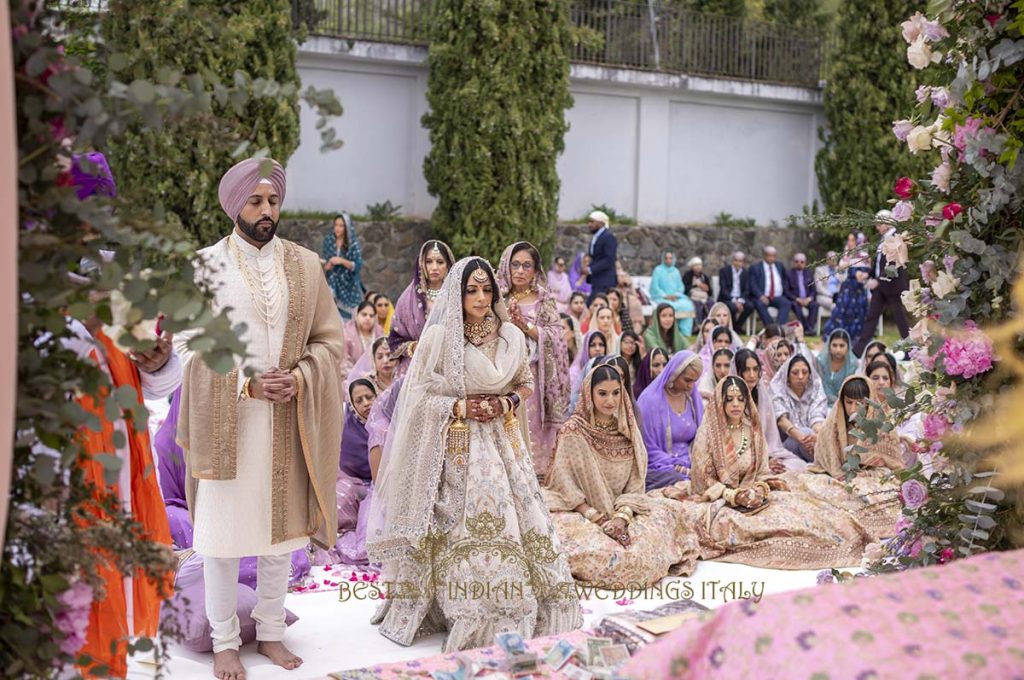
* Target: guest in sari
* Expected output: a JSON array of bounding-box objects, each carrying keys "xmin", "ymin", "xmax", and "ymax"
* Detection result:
[
  {"xmin": 580, "ymin": 293, "xmax": 610, "ymax": 333},
  {"xmin": 814, "ymin": 376, "xmax": 905, "ymax": 479},
  {"xmin": 698, "ymin": 326, "xmax": 734, "ymax": 377},
  {"xmin": 373, "ymin": 293, "xmax": 394, "ymax": 335},
  {"xmin": 498, "ymin": 242, "xmax": 572, "ymax": 479},
  {"xmin": 698, "ymin": 348, "xmax": 733, "ymax": 406},
  {"xmin": 632, "ymin": 348, "xmax": 668, "ymax": 400},
  {"xmin": 568, "ymin": 291, "xmax": 588, "ymax": 330},
  {"xmin": 547, "ymin": 255, "xmax": 573, "ymax": 313},
  {"xmin": 691, "ymin": 318, "xmax": 717, "ymax": 354},
  {"xmin": 678, "ymin": 376, "xmax": 876, "ymax": 569},
  {"xmin": 591, "ymin": 306, "xmax": 620, "ymax": 355},
  {"xmin": 706, "ymin": 301, "xmax": 744, "ymax": 348},
  {"xmin": 332, "ymin": 379, "xmax": 378, "ymax": 567},
  {"xmin": 823, "ymin": 232, "xmax": 871, "ymax": 339},
  {"xmin": 322, "ymin": 213, "xmax": 364, "ymax": 319},
  {"xmin": 816, "ymin": 329, "xmax": 858, "ymax": 406},
  {"xmin": 561, "ymin": 313, "xmax": 580, "ymax": 364},
  {"xmin": 770, "ymin": 354, "xmax": 826, "ymax": 467},
  {"xmin": 367, "ymin": 376, "xmax": 404, "ymax": 482},
  {"xmin": 343, "ymin": 336, "xmax": 396, "ymax": 399},
  {"xmin": 649, "ymin": 252, "xmax": 696, "ymax": 336},
  {"xmin": 618, "ymin": 330, "xmax": 642, "ymax": 387},
  {"xmin": 367, "ymin": 257, "xmax": 581, "ymax": 650},
  {"xmin": 637, "ymin": 351, "xmax": 704, "ymax": 491},
  {"xmin": 570, "ymin": 330, "xmax": 608, "ymax": 400},
  {"xmin": 606, "ymin": 289, "xmax": 633, "ymax": 335},
  {"xmin": 859, "ymin": 340, "xmax": 887, "ymax": 375},
  {"xmin": 682, "ymin": 257, "xmax": 712, "ymax": 326},
  {"xmin": 644, "ymin": 303, "xmax": 688, "ymax": 355},
  {"xmin": 733, "ymin": 349, "xmax": 793, "ymax": 472},
  {"xmin": 340, "ymin": 300, "xmax": 383, "ymax": 380},
  {"xmin": 569, "ymin": 252, "xmax": 592, "ymax": 297},
  {"xmin": 544, "ymin": 365, "xmax": 699, "ymax": 588},
  {"xmin": 616, "ymin": 270, "xmax": 646, "ymax": 334},
  {"xmin": 762, "ymin": 339, "xmax": 794, "ymax": 383},
  {"xmin": 387, "ymin": 240, "xmax": 455, "ymax": 375}
]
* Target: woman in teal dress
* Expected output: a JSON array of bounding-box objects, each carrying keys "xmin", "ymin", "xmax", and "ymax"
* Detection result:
[
  {"xmin": 649, "ymin": 252, "xmax": 696, "ymax": 336},
  {"xmin": 322, "ymin": 213, "xmax": 364, "ymax": 319}
]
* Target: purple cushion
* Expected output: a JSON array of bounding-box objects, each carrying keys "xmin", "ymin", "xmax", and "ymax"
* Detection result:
[{"xmin": 164, "ymin": 553, "xmax": 299, "ymax": 653}]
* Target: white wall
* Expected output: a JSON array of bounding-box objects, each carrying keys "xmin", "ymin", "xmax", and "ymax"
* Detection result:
[{"xmin": 290, "ymin": 38, "xmax": 823, "ymax": 225}]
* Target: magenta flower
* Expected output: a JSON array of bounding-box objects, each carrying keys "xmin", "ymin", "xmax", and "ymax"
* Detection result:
[
  {"xmin": 922, "ymin": 413, "xmax": 949, "ymax": 441},
  {"xmin": 941, "ymin": 332, "xmax": 994, "ymax": 379},
  {"xmin": 55, "ymin": 581, "xmax": 93, "ymax": 657},
  {"xmin": 893, "ymin": 176, "xmax": 916, "ymax": 199},
  {"xmin": 953, "ymin": 118, "xmax": 983, "ymax": 153},
  {"xmin": 899, "ymin": 479, "xmax": 929, "ymax": 510},
  {"xmin": 941, "ymin": 202, "xmax": 963, "ymax": 220},
  {"xmin": 939, "ymin": 548, "xmax": 955, "ymax": 564}
]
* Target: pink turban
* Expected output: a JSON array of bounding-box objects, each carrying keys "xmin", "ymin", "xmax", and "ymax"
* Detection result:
[{"xmin": 217, "ymin": 157, "xmax": 287, "ymax": 221}]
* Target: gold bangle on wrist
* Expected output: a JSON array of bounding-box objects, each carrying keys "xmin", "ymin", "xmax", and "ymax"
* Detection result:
[
  {"xmin": 241, "ymin": 377, "xmax": 253, "ymax": 400},
  {"xmin": 613, "ymin": 512, "xmax": 632, "ymax": 524}
]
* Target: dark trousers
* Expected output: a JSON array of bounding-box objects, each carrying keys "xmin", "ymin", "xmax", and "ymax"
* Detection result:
[
  {"xmin": 791, "ymin": 298, "xmax": 820, "ymax": 334},
  {"xmin": 752, "ymin": 295, "xmax": 792, "ymax": 327},
  {"xmin": 853, "ymin": 280, "xmax": 911, "ymax": 356},
  {"xmin": 723, "ymin": 299, "xmax": 754, "ymax": 329}
]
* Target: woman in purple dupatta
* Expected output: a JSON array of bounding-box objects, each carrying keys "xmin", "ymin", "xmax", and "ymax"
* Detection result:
[
  {"xmin": 498, "ymin": 242, "xmax": 571, "ymax": 480},
  {"xmin": 153, "ymin": 389, "xmax": 310, "ymax": 587},
  {"xmin": 386, "ymin": 240, "xmax": 455, "ymax": 375},
  {"xmin": 332, "ymin": 378, "xmax": 378, "ymax": 567},
  {"xmin": 632, "ymin": 348, "xmax": 668, "ymax": 400},
  {"xmin": 636, "ymin": 351, "xmax": 705, "ymax": 491},
  {"xmin": 569, "ymin": 252, "xmax": 592, "ymax": 296}
]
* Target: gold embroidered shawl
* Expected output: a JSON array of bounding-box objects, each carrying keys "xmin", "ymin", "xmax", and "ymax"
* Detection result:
[
  {"xmin": 814, "ymin": 375, "xmax": 904, "ymax": 479},
  {"xmin": 177, "ymin": 238, "xmax": 346, "ymax": 549}
]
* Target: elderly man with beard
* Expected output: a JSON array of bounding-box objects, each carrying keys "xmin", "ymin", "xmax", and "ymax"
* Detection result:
[{"xmin": 175, "ymin": 158, "xmax": 345, "ymax": 679}]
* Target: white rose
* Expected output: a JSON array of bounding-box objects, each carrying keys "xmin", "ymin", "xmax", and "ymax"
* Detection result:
[
  {"xmin": 931, "ymin": 271, "xmax": 959, "ymax": 299},
  {"xmin": 930, "ymin": 161, "xmax": 951, "ymax": 192},
  {"xmin": 907, "ymin": 35, "xmax": 933, "ymax": 69},
  {"xmin": 906, "ymin": 125, "xmax": 933, "ymax": 153}
]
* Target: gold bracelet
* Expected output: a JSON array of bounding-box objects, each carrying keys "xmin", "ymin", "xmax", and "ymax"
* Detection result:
[
  {"xmin": 241, "ymin": 377, "xmax": 253, "ymax": 400},
  {"xmin": 613, "ymin": 512, "xmax": 632, "ymax": 524}
]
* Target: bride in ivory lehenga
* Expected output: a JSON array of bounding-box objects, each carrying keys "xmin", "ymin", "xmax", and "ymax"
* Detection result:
[
  {"xmin": 671, "ymin": 376, "xmax": 880, "ymax": 569},
  {"xmin": 543, "ymin": 364, "xmax": 699, "ymax": 589},
  {"xmin": 367, "ymin": 257, "xmax": 581, "ymax": 652}
]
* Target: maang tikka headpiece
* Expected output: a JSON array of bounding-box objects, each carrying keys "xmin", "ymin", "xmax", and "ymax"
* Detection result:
[
  {"xmin": 725, "ymin": 382, "xmax": 743, "ymax": 399},
  {"xmin": 429, "ymin": 243, "xmax": 442, "ymax": 258},
  {"xmin": 471, "ymin": 268, "xmax": 489, "ymax": 283}
]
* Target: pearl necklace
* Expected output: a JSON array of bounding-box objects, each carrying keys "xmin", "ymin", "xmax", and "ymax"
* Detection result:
[
  {"xmin": 229, "ymin": 237, "xmax": 286, "ymax": 327},
  {"xmin": 421, "ymin": 285, "xmax": 442, "ymax": 302}
]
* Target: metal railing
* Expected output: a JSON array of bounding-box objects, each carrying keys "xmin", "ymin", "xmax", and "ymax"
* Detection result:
[{"xmin": 303, "ymin": 0, "xmax": 827, "ymax": 88}]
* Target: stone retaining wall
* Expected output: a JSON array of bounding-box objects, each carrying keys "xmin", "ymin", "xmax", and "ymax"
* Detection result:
[{"xmin": 279, "ymin": 219, "xmax": 827, "ymax": 300}]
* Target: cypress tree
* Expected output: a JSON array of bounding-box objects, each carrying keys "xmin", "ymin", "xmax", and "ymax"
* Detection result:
[
  {"xmin": 814, "ymin": 1, "xmax": 930, "ymax": 224},
  {"xmin": 422, "ymin": 0, "xmax": 573, "ymax": 264},
  {"xmin": 102, "ymin": 0, "xmax": 306, "ymax": 245}
]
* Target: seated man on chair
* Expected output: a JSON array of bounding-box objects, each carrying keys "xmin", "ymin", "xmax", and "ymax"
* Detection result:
[
  {"xmin": 786, "ymin": 252, "xmax": 818, "ymax": 335},
  {"xmin": 717, "ymin": 250, "xmax": 754, "ymax": 330},
  {"xmin": 748, "ymin": 245, "xmax": 791, "ymax": 328}
]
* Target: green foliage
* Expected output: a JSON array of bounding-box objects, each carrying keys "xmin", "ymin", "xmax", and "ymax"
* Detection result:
[
  {"xmin": 814, "ymin": 1, "xmax": 931, "ymax": 239},
  {"xmin": 101, "ymin": 0, "xmax": 343, "ymax": 246},
  {"xmin": 421, "ymin": 0, "xmax": 574, "ymax": 265},
  {"xmin": 584, "ymin": 203, "xmax": 635, "ymax": 226},
  {"xmin": 680, "ymin": 0, "xmax": 747, "ymax": 17},
  {"xmin": 761, "ymin": 0, "xmax": 830, "ymax": 30},
  {"xmin": 365, "ymin": 200, "xmax": 403, "ymax": 222},
  {"xmin": 712, "ymin": 211, "xmax": 757, "ymax": 228}
]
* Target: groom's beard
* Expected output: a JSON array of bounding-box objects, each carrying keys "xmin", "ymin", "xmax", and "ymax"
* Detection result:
[{"xmin": 237, "ymin": 214, "xmax": 279, "ymax": 243}]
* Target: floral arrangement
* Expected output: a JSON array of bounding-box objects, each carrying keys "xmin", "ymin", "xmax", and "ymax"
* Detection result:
[{"xmin": 857, "ymin": 2, "xmax": 1024, "ymax": 571}]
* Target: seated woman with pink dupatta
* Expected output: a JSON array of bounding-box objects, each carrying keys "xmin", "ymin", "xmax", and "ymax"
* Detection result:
[
  {"xmin": 544, "ymin": 364, "xmax": 698, "ymax": 589},
  {"xmin": 668, "ymin": 376, "xmax": 882, "ymax": 569},
  {"xmin": 339, "ymin": 300, "xmax": 383, "ymax": 381}
]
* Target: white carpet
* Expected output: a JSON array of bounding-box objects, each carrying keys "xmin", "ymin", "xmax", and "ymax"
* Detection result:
[{"xmin": 128, "ymin": 559, "xmax": 834, "ymax": 680}]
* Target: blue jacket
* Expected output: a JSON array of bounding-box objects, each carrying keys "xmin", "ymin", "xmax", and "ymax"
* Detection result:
[
  {"xmin": 587, "ymin": 229, "xmax": 618, "ymax": 296},
  {"xmin": 747, "ymin": 260, "xmax": 788, "ymax": 300}
]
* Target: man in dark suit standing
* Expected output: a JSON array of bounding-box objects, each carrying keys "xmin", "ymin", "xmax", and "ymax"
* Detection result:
[
  {"xmin": 785, "ymin": 252, "xmax": 819, "ymax": 335},
  {"xmin": 583, "ymin": 209, "xmax": 618, "ymax": 304},
  {"xmin": 853, "ymin": 210, "xmax": 911, "ymax": 356},
  {"xmin": 748, "ymin": 246, "xmax": 791, "ymax": 328},
  {"xmin": 716, "ymin": 250, "xmax": 753, "ymax": 329}
]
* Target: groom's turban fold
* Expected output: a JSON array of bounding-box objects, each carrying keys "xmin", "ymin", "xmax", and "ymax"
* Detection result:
[{"xmin": 218, "ymin": 157, "xmax": 287, "ymax": 221}]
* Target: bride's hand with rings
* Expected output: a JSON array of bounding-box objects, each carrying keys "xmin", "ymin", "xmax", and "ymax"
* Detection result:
[
  {"xmin": 602, "ymin": 518, "xmax": 630, "ymax": 547},
  {"xmin": 466, "ymin": 394, "xmax": 502, "ymax": 423}
]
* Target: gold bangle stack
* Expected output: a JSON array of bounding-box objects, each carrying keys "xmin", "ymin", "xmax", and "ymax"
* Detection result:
[{"xmin": 613, "ymin": 511, "xmax": 632, "ymax": 524}]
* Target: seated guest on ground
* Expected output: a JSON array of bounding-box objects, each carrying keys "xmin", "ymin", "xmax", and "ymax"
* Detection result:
[
  {"xmin": 746, "ymin": 322, "xmax": 782, "ymax": 352},
  {"xmin": 866, "ymin": 354, "xmax": 902, "ymax": 397},
  {"xmin": 592, "ymin": 305, "xmax": 620, "ymax": 355},
  {"xmin": 814, "ymin": 376, "xmax": 905, "ymax": 479},
  {"xmin": 603, "ymin": 355, "xmax": 637, "ymax": 402},
  {"xmin": 678, "ymin": 376, "xmax": 880, "ymax": 569},
  {"xmin": 568, "ymin": 291, "xmax": 588, "ymax": 330},
  {"xmin": 618, "ymin": 330, "xmax": 642, "ymax": 387},
  {"xmin": 770, "ymin": 355, "xmax": 827, "ymax": 467},
  {"xmin": 570, "ymin": 330, "xmax": 608, "ymax": 408},
  {"xmin": 547, "ymin": 255, "xmax": 573, "ymax": 313},
  {"xmin": 859, "ymin": 340, "xmax": 887, "ymax": 374},
  {"xmin": 816, "ymin": 329, "xmax": 858, "ymax": 406},
  {"xmin": 815, "ymin": 250, "xmax": 841, "ymax": 315},
  {"xmin": 717, "ymin": 250, "xmax": 754, "ymax": 329},
  {"xmin": 580, "ymin": 292, "xmax": 611, "ymax": 333},
  {"xmin": 692, "ymin": 317, "xmax": 717, "ymax": 352},
  {"xmin": 633, "ymin": 348, "xmax": 669, "ymax": 400},
  {"xmin": 340, "ymin": 300, "xmax": 383, "ymax": 380},
  {"xmin": 637, "ymin": 351, "xmax": 704, "ymax": 491},
  {"xmin": 561, "ymin": 313, "xmax": 580, "ymax": 364},
  {"xmin": 650, "ymin": 252, "xmax": 696, "ymax": 336},
  {"xmin": 364, "ymin": 289, "xmax": 380, "ymax": 302},
  {"xmin": 373, "ymin": 293, "xmax": 394, "ymax": 335},
  {"xmin": 343, "ymin": 336, "xmax": 396, "ymax": 398},
  {"xmin": 606, "ymin": 289, "xmax": 633, "ymax": 336},
  {"xmin": 762, "ymin": 338, "xmax": 794, "ymax": 383},
  {"xmin": 867, "ymin": 355, "xmax": 919, "ymax": 461},
  {"xmin": 733, "ymin": 349, "xmax": 794, "ymax": 473},
  {"xmin": 329, "ymin": 378, "xmax": 379, "ymax": 567},
  {"xmin": 707, "ymin": 301, "xmax": 744, "ymax": 348},
  {"xmin": 543, "ymin": 365, "xmax": 699, "ymax": 588},
  {"xmin": 366, "ymin": 376, "xmax": 404, "ymax": 481},
  {"xmin": 748, "ymin": 245, "xmax": 792, "ymax": 328},
  {"xmin": 699, "ymin": 326, "xmax": 734, "ymax": 369},
  {"xmin": 616, "ymin": 269, "xmax": 646, "ymax": 334},
  {"xmin": 644, "ymin": 303, "xmax": 688, "ymax": 354},
  {"xmin": 785, "ymin": 252, "xmax": 819, "ymax": 335},
  {"xmin": 698, "ymin": 348, "xmax": 734, "ymax": 406},
  {"xmin": 569, "ymin": 252, "xmax": 592, "ymax": 297},
  {"xmin": 683, "ymin": 257, "xmax": 713, "ymax": 326}
]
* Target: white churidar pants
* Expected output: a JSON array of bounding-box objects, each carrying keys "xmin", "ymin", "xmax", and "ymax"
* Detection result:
[{"xmin": 203, "ymin": 554, "xmax": 291, "ymax": 653}]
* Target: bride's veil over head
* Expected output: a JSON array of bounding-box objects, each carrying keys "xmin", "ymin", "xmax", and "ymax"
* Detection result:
[{"xmin": 366, "ymin": 257, "xmax": 509, "ymax": 562}]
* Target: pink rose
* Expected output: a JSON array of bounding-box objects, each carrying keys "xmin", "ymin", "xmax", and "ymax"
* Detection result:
[
  {"xmin": 953, "ymin": 118, "xmax": 983, "ymax": 153},
  {"xmin": 900, "ymin": 479, "xmax": 929, "ymax": 510},
  {"xmin": 909, "ymin": 539, "xmax": 924, "ymax": 558},
  {"xmin": 893, "ymin": 176, "xmax": 916, "ymax": 199},
  {"xmin": 892, "ymin": 201, "xmax": 914, "ymax": 222},
  {"xmin": 985, "ymin": 14, "xmax": 1001, "ymax": 27},
  {"xmin": 901, "ymin": 12, "xmax": 928, "ymax": 43},
  {"xmin": 941, "ymin": 202, "xmax": 962, "ymax": 220},
  {"xmin": 892, "ymin": 120, "xmax": 914, "ymax": 141},
  {"xmin": 939, "ymin": 547, "xmax": 955, "ymax": 564},
  {"xmin": 922, "ymin": 413, "xmax": 948, "ymax": 441},
  {"xmin": 942, "ymin": 333, "xmax": 994, "ymax": 379}
]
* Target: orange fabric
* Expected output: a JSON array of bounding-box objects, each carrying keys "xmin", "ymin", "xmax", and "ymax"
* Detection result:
[{"xmin": 76, "ymin": 330, "xmax": 173, "ymax": 678}]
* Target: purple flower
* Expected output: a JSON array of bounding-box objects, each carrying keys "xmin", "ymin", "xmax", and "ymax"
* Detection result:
[
  {"xmin": 899, "ymin": 480, "xmax": 929, "ymax": 510},
  {"xmin": 816, "ymin": 570, "xmax": 835, "ymax": 585},
  {"xmin": 922, "ymin": 20, "xmax": 949, "ymax": 42},
  {"xmin": 55, "ymin": 581, "xmax": 93, "ymax": 657},
  {"xmin": 892, "ymin": 120, "xmax": 914, "ymax": 141},
  {"xmin": 892, "ymin": 200, "xmax": 914, "ymax": 222},
  {"xmin": 915, "ymin": 85, "xmax": 931, "ymax": 103},
  {"xmin": 930, "ymin": 87, "xmax": 951, "ymax": 108}
]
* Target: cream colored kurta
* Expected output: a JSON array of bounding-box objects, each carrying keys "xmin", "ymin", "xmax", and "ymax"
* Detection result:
[{"xmin": 176, "ymin": 233, "xmax": 308, "ymax": 558}]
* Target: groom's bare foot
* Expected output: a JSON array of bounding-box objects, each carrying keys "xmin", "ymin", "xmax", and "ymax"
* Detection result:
[
  {"xmin": 257, "ymin": 641, "xmax": 303, "ymax": 670},
  {"xmin": 213, "ymin": 649, "xmax": 246, "ymax": 680}
]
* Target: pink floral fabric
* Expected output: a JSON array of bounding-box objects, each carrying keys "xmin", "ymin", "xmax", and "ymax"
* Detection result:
[{"xmin": 622, "ymin": 549, "xmax": 1024, "ymax": 679}]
